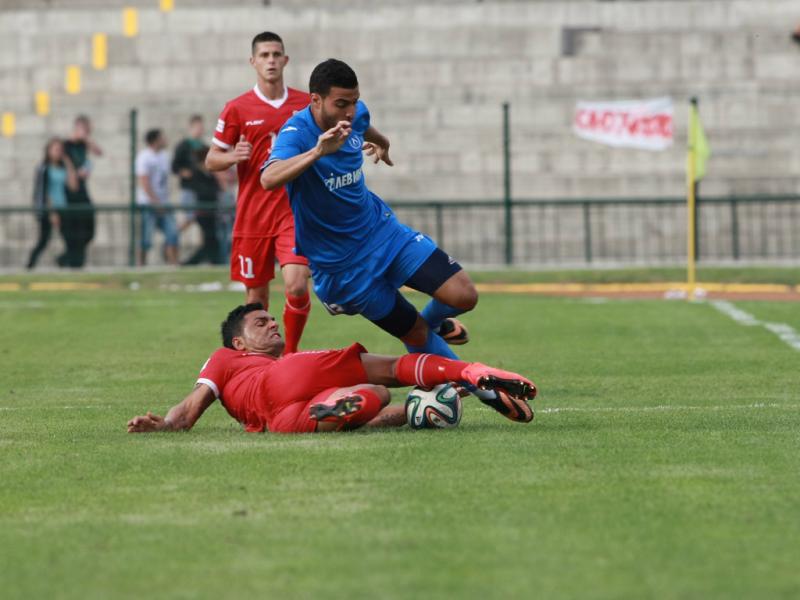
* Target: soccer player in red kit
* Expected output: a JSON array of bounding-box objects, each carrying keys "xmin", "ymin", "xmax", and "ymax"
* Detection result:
[
  {"xmin": 126, "ymin": 304, "xmax": 538, "ymax": 434},
  {"xmin": 206, "ymin": 31, "xmax": 311, "ymax": 354}
]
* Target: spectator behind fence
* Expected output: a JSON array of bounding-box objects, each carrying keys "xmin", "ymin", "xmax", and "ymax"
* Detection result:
[
  {"xmin": 27, "ymin": 138, "xmax": 79, "ymax": 270},
  {"xmin": 214, "ymin": 164, "xmax": 237, "ymax": 264},
  {"xmin": 172, "ymin": 114, "xmax": 206, "ymax": 230},
  {"xmin": 182, "ymin": 146, "xmax": 226, "ymax": 266},
  {"xmin": 60, "ymin": 115, "xmax": 101, "ymax": 268},
  {"xmin": 136, "ymin": 128, "xmax": 179, "ymax": 266}
]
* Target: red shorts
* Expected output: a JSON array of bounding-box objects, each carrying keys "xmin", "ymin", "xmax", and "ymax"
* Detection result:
[
  {"xmin": 261, "ymin": 343, "xmax": 372, "ymax": 433},
  {"xmin": 230, "ymin": 223, "xmax": 308, "ymax": 288}
]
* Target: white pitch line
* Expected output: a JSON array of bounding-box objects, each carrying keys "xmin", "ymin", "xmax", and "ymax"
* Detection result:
[
  {"xmin": 711, "ymin": 300, "xmax": 800, "ymax": 351},
  {"xmin": 4, "ymin": 403, "xmax": 799, "ymax": 415},
  {"xmin": 0, "ymin": 405, "xmax": 116, "ymax": 411},
  {"xmin": 538, "ymin": 403, "xmax": 800, "ymax": 415}
]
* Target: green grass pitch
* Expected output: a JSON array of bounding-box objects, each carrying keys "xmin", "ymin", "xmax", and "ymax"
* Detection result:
[{"xmin": 1, "ymin": 283, "xmax": 799, "ymax": 599}]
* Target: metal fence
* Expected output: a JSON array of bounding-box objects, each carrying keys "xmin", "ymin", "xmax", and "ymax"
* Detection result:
[{"xmin": 1, "ymin": 195, "xmax": 799, "ymax": 271}]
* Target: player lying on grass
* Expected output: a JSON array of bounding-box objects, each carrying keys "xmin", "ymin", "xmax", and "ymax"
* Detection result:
[
  {"xmin": 259, "ymin": 59, "xmax": 520, "ymax": 417},
  {"xmin": 127, "ymin": 304, "xmax": 537, "ymax": 434}
]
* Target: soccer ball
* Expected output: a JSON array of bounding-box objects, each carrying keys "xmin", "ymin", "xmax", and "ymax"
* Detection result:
[{"xmin": 405, "ymin": 383, "xmax": 462, "ymax": 430}]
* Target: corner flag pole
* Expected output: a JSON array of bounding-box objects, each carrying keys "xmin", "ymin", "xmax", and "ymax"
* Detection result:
[{"xmin": 686, "ymin": 97, "xmax": 698, "ymax": 299}]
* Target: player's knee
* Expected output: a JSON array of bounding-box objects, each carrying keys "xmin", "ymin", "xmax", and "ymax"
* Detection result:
[
  {"xmin": 462, "ymin": 283, "xmax": 479, "ymax": 311},
  {"xmin": 284, "ymin": 279, "xmax": 308, "ymax": 298},
  {"xmin": 451, "ymin": 282, "xmax": 478, "ymax": 311},
  {"xmin": 370, "ymin": 385, "xmax": 391, "ymax": 407}
]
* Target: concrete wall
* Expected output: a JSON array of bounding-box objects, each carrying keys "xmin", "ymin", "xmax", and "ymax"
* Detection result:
[{"xmin": 1, "ymin": 0, "xmax": 800, "ymax": 207}]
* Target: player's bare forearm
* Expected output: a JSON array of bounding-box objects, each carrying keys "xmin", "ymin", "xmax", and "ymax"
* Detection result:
[
  {"xmin": 364, "ymin": 126, "xmax": 390, "ymax": 150},
  {"xmin": 262, "ymin": 121, "xmax": 352, "ymax": 189},
  {"xmin": 363, "ymin": 126, "xmax": 393, "ymax": 166},
  {"xmin": 205, "ymin": 145, "xmax": 239, "ymax": 172},
  {"xmin": 208, "ymin": 136, "xmax": 252, "ymax": 172},
  {"xmin": 260, "ymin": 148, "xmax": 321, "ymax": 190},
  {"xmin": 127, "ymin": 385, "xmax": 215, "ymax": 433},
  {"xmin": 365, "ymin": 405, "xmax": 406, "ymax": 428}
]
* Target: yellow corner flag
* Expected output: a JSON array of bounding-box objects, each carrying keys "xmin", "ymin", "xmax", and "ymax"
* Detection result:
[
  {"xmin": 686, "ymin": 98, "xmax": 710, "ymax": 298},
  {"xmin": 688, "ymin": 102, "xmax": 711, "ymax": 182}
]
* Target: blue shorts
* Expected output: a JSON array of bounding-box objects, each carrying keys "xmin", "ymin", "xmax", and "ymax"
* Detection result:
[
  {"xmin": 313, "ymin": 223, "xmax": 437, "ymax": 321},
  {"xmin": 141, "ymin": 207, "xmax": 179, "ymax": 251}
]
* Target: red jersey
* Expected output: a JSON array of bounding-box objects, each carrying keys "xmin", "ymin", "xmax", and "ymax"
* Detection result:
[
  {"xmin": 197, "ymin": 343, "xmax": 368, "ymax": 432},
  {"xmin": 213, "ymin": 86, "xmax": 310, "ymax": 237}
]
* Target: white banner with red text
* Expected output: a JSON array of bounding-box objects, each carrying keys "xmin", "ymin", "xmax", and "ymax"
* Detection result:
[{"xmin": 573, "ymin": 97, "xmax": 674, "ymax": 151}]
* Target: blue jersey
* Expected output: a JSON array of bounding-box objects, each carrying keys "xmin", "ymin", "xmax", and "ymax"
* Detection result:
[{"xmin": 265, "ymin": 101, "xmax": 399, "ymax": 271}]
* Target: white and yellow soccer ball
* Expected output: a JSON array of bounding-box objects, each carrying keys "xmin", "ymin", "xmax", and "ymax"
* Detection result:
[{"xmin": 405, "ymin": 383, "xmax": 462, "ymax": 429}]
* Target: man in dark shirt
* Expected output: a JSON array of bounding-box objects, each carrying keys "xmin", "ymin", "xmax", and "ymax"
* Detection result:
[
  {"xmin": 182, "ymin": 146, "xmax": 225, "ymax": 265},
  {"xmin": 172, "ymin": 114, "xmax": 207, "ymax": 217},
  {"xmin": 61, "ymin": 115, "xmax": 102, "ymax": 268}
]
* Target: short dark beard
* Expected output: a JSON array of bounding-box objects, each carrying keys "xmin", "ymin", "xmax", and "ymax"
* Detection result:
[{"xmin": 318, "ymin": 106, "xmax": 339, "ymax": 131}]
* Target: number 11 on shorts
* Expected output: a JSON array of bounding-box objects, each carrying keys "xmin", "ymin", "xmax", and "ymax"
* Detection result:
[{"xmin": 239, "ymin": 255, "xmax": 255, "ymax": 279}]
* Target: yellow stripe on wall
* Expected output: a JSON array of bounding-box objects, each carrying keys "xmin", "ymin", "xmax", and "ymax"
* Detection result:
[
  {"xmin": 35, "ymin": 91, "xmax": 50, "ymax": 116},
  {"xmin": 92, "ymin": 33, "xmax": 108, "ymax": 70},
  {"xmin": 122, "ymin": 7, "xmax": 138, "ymax": 37},
  {"xmin": 160, "ymin": 0, "xmax": 174, "ymax": 12},
  {"xmin": 65, "ymin": 65, "xmax": 81, "ymax": 94},
  {"xmin": 2, "ymin": 112, "xmax": 16, "ymax": 137}
]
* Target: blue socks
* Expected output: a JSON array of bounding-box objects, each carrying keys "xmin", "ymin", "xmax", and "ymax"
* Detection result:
[
  {"xmin": 421, "ymin": 299, "xmax": 464, "ymax": 332},
  {"xmin": 404, "ymin": 327, "xmax": 460, "ymax": 359}
]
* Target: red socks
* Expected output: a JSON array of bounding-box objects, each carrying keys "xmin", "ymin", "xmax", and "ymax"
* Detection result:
[
  {"xmin": 282, "ymin": 291, "xmax": 310, "ymax": 354},
  {"xmin": 394, "ymin": 353, "xmax": 469, "ymax": 388}
]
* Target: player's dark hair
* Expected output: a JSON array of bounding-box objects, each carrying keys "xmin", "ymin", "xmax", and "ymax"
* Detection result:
[
  {"xmin": 188, "ymin": 114, "xmax": 203, "ymax": 124},
  {"xmin": 144, "ymin": 129, "xmax": 162, "ymax": 146},
  {"xmin": 74, "ymin": 114, "xmax": 91, "ymax": 127},
  {"xmin": 251, "ymin": 31, "xmax": 284, "ymax": 55},
  {"xmin": 221, "ymin": 303, "xmax": 264, "ymax": 349},
  {"xmin": 309, "ymin": 59, "xmax": 358, "ymax": 96}
]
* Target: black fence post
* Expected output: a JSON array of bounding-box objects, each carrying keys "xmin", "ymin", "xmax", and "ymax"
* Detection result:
[
  {"xmin": 502, "ymin": 102, "xmax": 512, "ymax": 265},
  {"xmin": 128, "ymin": 108, "xmax": 138, "ymax": 267},
  {"xmin": 694, "ymin": 180, "xmax": 700, "ymax": 262},
  {"xmin": 730, "ymin": 197, "xmax": 740, "ymax": 260},
  {"xmin": 435, "ymin": 203, "xmax": 444, "ymax": 249},
  {"xmin": 583, "ymin": 201, "xmax": 592, "ymax": 263}
]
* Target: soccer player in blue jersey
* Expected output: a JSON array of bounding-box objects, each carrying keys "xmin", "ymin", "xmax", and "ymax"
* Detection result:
[{"xmin": 259, "ymin": 59, "xmax": 534, "ymax": 422}]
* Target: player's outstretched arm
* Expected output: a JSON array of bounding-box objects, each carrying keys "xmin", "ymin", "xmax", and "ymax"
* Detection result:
[
  {"xmin": 260, "ymin": 121, "xmax": 352, "ymax": 190},
  {"xmin": 127, "ymin": 384, "xmax": 216, "ymax": 433}
]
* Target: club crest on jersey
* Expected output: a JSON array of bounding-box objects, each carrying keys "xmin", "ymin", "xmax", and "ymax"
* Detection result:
[{"xmin": 348, "ymin": 135, "xmax": 361, "ymax": 149}]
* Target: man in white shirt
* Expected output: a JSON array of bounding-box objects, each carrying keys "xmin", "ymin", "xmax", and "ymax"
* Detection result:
[{"xmin": 136, "ymin": 128, "xmax": 179, "ymax": 265}]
